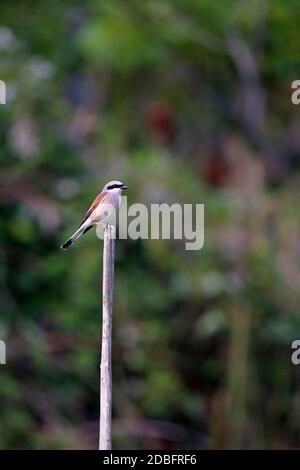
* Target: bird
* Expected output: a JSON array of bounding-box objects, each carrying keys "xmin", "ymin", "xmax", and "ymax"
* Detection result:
[{"xmin": 61, "ymin": 180, "xmax": 128, "ymax": 250}]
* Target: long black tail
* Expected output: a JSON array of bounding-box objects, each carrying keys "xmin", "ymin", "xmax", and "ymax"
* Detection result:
[
  {"xmin": 61, "ymin": 237, "xmax": 74, "ymax": 250},
  {"xmin": 61, "ymin": 224, "xmax": 93, "ymax": 250}
]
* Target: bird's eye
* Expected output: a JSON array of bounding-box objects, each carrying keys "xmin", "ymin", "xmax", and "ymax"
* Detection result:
[{"xmin": 107, "ymin": 183, "xmax": 123, "ymax": 190}]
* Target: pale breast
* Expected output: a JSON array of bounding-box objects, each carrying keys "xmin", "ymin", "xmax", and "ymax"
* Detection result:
[{"xmin": 91, "ymin": 189, "xmax": 121, "ymax": 223}]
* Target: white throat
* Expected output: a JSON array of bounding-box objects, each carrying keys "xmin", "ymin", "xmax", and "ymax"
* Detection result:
[
  {"xmin": 108, "ymin": 187, "xmax": 122, "ymax": 196},
  {"xmin": 107, "ymin": 187, "xmax": 122, "ymax": 209}
]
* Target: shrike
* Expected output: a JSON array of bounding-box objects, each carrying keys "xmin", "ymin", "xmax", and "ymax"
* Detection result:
[{"xmin": 61, "ymin": 180, "xmax": 128, "ymax": 250}]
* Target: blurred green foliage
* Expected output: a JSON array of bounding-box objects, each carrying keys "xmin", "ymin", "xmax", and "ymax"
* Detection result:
[{"xmin": 0, "ymin": 0, "xmax": 300, "ymax": 449}]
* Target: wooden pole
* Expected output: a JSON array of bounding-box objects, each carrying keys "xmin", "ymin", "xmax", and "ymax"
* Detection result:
[{"xmin": 99, "ymin": 224, "xmax": 115, "ymax": 450}]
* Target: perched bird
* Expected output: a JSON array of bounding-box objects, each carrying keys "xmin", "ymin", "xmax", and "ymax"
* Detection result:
[{"xmin": 61, "ymin": 180, "xmax": 128, "ymax": 250}]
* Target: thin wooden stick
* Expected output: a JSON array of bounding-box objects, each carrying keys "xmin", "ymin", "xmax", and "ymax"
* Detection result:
[{"xmin": 99, "ymin": 224, "xmax": 115, "ymax": 450}]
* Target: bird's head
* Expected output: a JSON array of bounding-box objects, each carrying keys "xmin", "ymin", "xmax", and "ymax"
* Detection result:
[{"xmin": 102, "ymin": 180, "xmax": 128, "ymax": 192}]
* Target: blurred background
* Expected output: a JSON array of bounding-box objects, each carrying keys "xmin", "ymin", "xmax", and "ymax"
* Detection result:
[{"xmin": 0, "ymin": 0, "xmax": 300, "ymax": 450}]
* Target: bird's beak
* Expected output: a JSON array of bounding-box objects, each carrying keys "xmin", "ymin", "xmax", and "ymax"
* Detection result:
[{"xmin": 122, "ymin": 184, "xmax": 128, "ymax": 190}]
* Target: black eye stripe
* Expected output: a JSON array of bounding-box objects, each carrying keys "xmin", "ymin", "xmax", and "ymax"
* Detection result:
[{"xmin": 107, "ymin": 183, "xmax": 123, "ymax": 190}]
